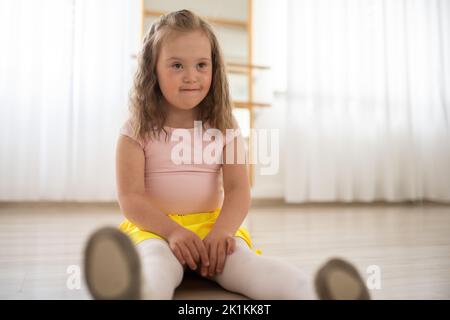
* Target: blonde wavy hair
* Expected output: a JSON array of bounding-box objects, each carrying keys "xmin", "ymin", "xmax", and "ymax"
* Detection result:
[{"xmin": 128, "ymin": 9, "xmax": 234, "ymax": 142}]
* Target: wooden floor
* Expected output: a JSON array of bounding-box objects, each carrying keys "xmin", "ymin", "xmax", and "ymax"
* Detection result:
[{"xmin": 0, "ymin": 201, "xmax": 449, "ymax": 300}]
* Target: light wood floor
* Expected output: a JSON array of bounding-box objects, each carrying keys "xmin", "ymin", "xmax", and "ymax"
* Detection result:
[{"xmin": 0, "ymin": 201, "xmax": 449, "ymax": 300}]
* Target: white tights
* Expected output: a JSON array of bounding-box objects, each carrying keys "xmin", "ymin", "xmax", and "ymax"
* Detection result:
[{"xmin": 136, "ymin": 237, "xmax": 314, "ymax": 300}]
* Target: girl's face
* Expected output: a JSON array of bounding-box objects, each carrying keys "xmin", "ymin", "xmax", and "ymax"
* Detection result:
[{"xmin": 156, "ymin": 30, "xmax": 213, "ymax": 113}]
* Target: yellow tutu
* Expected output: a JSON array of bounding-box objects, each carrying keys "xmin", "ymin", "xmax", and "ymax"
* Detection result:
[{"xmin": 119, "ymin": 208, "xmax": 262, "ymax": 255}]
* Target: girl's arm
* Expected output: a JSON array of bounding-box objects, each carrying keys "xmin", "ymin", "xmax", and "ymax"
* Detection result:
[
  {"xmin": 116, "ymin": 135, "xmax": 180, "ymax": 239},
  {"xmin": 202, "ymin": 131, "xmax": 251, "ymax": 277},
  {"xmin": 116, "ymin": 135, "xmax": 209, "ymax": 270},
  {"xmin": 213, "ymin": 133, "xmax": 251, "ymax": 234}
]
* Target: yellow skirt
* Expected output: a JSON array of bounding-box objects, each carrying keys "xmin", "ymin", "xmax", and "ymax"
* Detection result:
[{"xmin": 119, "ymin": 208, "xmax": 262, "ymax": 255}]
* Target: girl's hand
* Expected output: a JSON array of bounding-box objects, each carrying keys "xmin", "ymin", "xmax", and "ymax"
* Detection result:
[
  {"xmin": 202, "ymin": 229, "xmax": 236, "ymax": 277},
  {"xmin": 166, "ymin": 226, "xmax": 209, "ymax": 271}
]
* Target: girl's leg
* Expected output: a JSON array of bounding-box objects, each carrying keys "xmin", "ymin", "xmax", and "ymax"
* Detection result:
[
  {"xmin": 136, "ymin": 238, "xmax": 184, "ymax": 300},
  {"xmin": 211, "ymin": 237, "xmax": 314, "ymax": 300}
]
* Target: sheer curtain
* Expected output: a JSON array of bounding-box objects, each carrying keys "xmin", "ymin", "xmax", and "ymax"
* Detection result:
[
  {"xmin": 283, "ymin": 0, "xmax": 450, "ymax": 202},
  {"xmin": 0, "ymin": 0, "xmax": 139, "ymax": 201}
]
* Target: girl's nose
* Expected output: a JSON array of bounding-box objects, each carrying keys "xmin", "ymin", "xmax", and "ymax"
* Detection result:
[{"xmin": 183, "ymin": 69, "xmax": 198, "ymax": 83}]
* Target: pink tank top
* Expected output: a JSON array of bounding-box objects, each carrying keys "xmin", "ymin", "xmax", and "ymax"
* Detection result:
[{"xmin": 119, "ymin": 119, "xmax": 239, "ymax": 214}]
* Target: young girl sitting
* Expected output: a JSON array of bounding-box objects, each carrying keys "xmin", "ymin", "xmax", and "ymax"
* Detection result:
[{"xmin": 83, "ymin": 9, "xmax": 370, "ymax": 300}]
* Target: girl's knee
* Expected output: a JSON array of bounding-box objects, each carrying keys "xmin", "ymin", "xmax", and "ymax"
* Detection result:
[
  {"xmin": 137, "ymin": 239, "xmax": 184, "ymax": 277},
  {"xmin": 215, "ymin": 244, "xmax": 255, "ymax": 282},
  {"xmin": 137, "ymin": 238, "xmax": 170, "ymax": 255}
]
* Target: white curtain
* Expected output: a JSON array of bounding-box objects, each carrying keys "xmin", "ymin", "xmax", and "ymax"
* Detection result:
[
  {"xmin": 0, "ymin": 0, "xmax": 139, "ymax": 201},
  {"xmin": 283, "ymin": 0, "xmax": 450, "ymax": 203}
]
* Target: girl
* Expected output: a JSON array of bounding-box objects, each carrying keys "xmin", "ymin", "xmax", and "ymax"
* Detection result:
[{"xmin": 83, "ymin": 9, "xmax": 370, "ymax": 300}]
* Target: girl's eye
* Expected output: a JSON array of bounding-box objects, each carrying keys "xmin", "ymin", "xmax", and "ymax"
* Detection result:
[
  {"xmin": 172, "ymin": 63, "xmax": 182, "ymax": 70},
  {"xmin": 198, "ymin": 63, "xmax": 208, "ymax": 69}
]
